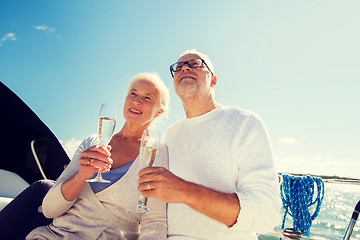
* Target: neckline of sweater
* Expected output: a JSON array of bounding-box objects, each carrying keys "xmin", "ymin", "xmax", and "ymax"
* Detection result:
[{"xmin": 182, "ymin": 105, "xmax": 223, "ymax": 124}]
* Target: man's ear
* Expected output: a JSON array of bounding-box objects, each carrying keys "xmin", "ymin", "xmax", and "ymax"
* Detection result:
[{"xmin": 211, "ymin": 75, "xmax": 217, "ymax": 87}]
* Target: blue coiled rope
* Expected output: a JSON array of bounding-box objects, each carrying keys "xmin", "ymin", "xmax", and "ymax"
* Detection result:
[{"xmin": 280, "ymin": 174, "xmax": 325, "ymax": 236}]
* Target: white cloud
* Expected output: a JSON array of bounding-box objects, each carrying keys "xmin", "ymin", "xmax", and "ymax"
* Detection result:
[
  {"xmin": 0, "ymin": 32, "xmax": 16, "ymax": 47},
  {"xmin": 328, "ymin": 150, "xmax": 337, "ymax": 154},
  {"xmin": 278, "ymin": 137, "xmax": 297, "ymax": 144},
  {"xmin": 35, "ymin": 25, "xmax": 47, "ymax": 31},
  {"xmin": 34, "ymin": 25, "xmax": 60, "ymax": 39},
  {"xmin": 1, "ymin": 33, "xmax": 16, "ymax": 41},
  {"xmin": 60, "ymin": 138, "xmax": 82, "ymax": 159},
  {"xmin": 35, "ymin": 25, "xmax": 56, "ymax": 32}
]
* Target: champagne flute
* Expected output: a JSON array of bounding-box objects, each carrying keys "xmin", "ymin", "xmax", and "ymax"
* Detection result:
[
  {"xmin": 127, "ymin": 129, "xmax": 160, "ymax": 213},
  {"xmin": 87, "ymin": 103, "xmax": 118, "ymax": 183}
]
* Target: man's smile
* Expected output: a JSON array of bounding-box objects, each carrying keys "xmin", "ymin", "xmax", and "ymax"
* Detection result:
[{"xmin": 179, "ymin": 74, "xmax": 196, "ymax": 82}]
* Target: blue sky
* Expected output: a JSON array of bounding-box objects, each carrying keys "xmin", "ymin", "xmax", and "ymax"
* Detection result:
[{"xmin": 1, "ymin": 0, "xmax": 359, "ymax": 178}]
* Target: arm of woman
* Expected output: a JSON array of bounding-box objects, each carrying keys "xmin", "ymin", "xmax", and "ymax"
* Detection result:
[
  {"xmin": 61, "ymin": 145, "xmax": 112, "ymax": 201},
  {"xmin": 41, "ymin": 139, "xmax": 87, "ymax": 219},
  {"xmin": 42, "ymin": 135, "xmax": 112, "ymax": 218}
]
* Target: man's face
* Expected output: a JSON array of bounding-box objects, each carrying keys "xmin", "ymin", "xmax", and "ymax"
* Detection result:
[{"xmin": 173, "ymin": 53, "xmax": 213, "ymax": 100}]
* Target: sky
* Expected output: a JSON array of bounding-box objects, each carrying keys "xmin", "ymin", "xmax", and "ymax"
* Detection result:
[{"xmin": 1, "ymin": 0, "xmax": 359, "ymax": 179}]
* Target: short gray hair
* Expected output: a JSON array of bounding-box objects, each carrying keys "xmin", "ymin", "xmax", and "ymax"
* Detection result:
[
  {"xmin": 179, "ymin": 49, "xmax": 215, "ymax": 74},
  {"xmin": 127, "ymin": 72, "xmax": 170, "ymax": 117}
]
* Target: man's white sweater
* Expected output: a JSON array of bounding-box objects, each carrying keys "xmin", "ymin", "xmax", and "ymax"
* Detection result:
[{"xmin": 164, "ymin": 105, "xmax": 281, "ymax": 240}]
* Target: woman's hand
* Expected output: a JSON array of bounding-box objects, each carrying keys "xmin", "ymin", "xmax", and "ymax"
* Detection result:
[
  {"xmin": 61, "ymin": 145, "xmax": 113, "ymax": 201},
  {"xmin": 78, "ymin": 145, "xmax": 113, "ymax": 181}
]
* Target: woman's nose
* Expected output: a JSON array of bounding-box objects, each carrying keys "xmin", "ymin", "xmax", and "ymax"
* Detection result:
[{"xmin": 133, "ymin": 96, "xmax": 143, "ymax": 104}]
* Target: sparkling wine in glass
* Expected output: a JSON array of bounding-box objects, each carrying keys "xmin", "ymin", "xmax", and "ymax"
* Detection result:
[
  {"xmin": 127, "ymin": 129, "xmax": 160, "ymax": 213},
  {"xmin": 87, "ymin": 103, "xmax": 117, "ymax": 183}
]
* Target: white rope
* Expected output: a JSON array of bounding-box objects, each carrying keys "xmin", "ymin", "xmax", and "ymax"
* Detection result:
[{"xmin": 30, "ymin": 140, "xmax": 47, "ymax": 180}]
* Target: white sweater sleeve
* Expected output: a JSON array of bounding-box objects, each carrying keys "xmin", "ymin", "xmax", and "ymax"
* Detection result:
[
  {"xmin": 231, "ymin": 115, "xmax": 281, "ymax": 233},
  {"xmin": 42, "ymin": 135, "xmax": 97, "ymax": 218}
]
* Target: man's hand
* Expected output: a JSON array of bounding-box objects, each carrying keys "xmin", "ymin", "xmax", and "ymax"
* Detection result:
[
  {"xmin": 138, "ymin": 167, "xmax": 240, "ymax": 227},
  {"xmin": 138, "ymin": 167, "xmax": 190, "ymax": 203}
]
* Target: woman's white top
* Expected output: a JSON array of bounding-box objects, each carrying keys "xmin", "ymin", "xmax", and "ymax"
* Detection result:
[{"xmin": 27, "ymin": 135, "xmax": 168, "ymax": 240}]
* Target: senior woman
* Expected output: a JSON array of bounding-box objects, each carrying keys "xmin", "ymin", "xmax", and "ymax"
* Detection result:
[{"xmin": 26, "ymin": 72, "xmax": 170, "ymax": 240}]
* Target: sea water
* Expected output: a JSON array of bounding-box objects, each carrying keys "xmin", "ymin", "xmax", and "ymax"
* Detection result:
[{"xmin": 259, "ymin": 183, "xmax": 360, "ymax": 240}]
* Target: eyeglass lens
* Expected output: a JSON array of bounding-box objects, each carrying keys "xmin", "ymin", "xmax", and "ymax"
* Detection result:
[{"xmin": 173, "ymin": 59, "xmax": 203, "ymax": 72}]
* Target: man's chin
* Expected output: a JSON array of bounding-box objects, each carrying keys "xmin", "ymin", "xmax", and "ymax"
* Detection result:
[{"xmin": 176, "ymin": 84, "xmax": 198, "ymax": 100}]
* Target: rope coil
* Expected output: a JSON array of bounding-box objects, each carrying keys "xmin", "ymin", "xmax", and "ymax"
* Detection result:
[{"xmin": 280, "ymin": 174, "xmax": 325, "ymax": 236}]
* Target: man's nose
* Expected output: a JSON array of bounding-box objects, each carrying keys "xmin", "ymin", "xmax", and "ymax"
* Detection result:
[{"xmin": 180, "ymin": 62, "xmax": 192, "ymax": 72}]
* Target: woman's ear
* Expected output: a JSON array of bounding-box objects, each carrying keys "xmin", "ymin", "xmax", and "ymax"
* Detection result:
[{"xmin": 155, "ymin": 109, "xmax": 164, "ymax": 118}]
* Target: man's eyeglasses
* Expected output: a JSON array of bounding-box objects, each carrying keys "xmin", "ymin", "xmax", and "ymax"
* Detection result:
[{"xmin": 170, "ymin": 58, "xmax": 213, "ymax": 78}]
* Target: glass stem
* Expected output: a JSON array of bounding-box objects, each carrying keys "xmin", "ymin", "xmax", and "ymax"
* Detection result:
[
  {"xmin": 95, "ymin": 170, "xmax": 102, "ymax": 179},
  {"xmin": 138, "ymin": 195, "xmax": 147, "ymax": 206}
]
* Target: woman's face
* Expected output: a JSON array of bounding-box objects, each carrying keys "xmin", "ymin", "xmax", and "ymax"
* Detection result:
[{"xmin": 123, "ymin": 78, "xmax": 163, "ymax": 128}]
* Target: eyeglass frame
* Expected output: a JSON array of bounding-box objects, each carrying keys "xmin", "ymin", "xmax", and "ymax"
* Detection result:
[{"xmin": 169, "ymin": 58, "xmax": 213, "ymax": 78}]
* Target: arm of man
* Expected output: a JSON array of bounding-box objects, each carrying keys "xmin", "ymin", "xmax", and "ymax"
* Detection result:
[
  {"xmin": 139, "ymin": 113, "xmax": 281, "ymax": 233},
  {"xmin": 138, "ymin": 167, "xmax": 240, "ymax": 227}
]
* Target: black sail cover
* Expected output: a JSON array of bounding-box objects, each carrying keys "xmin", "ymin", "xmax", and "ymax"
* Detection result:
[{"xmin": 0, "ymin": 81, "xmax": 70, "ymax": 184}]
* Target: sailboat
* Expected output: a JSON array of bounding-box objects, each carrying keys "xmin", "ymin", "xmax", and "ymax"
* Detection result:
[{"xmin": 0, "ymin": 81, "xmax": 70, "ymax": 209}]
